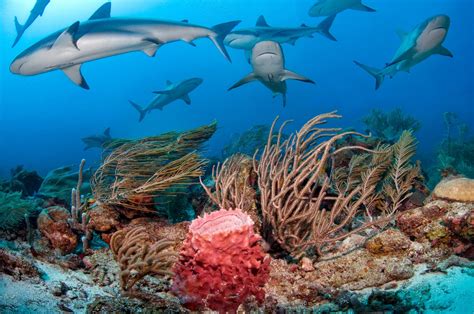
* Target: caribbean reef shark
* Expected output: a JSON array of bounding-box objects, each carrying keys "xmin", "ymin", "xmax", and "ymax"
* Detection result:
[
  {"xmin": 130, "ymin": 78, "xmax": 203, "ymax": 122},
  {"xmin": 13, "ymin": 0, "xmax": 51, "ymax": 47},
  {"xmin": 82, "ymin": 128, "xmax": 112, "ymax": 150},
  {"xmin": 354, "ymin": 14, "xmax": 453, "ymax": 90},
  {"xmin": 228, "ymin": 41, "xmax": 314, "ymax": 107},
  {"xmin": 224, "ymin": 14, "xmax": 336, "ymax": 51},
  {"xmin": 308, "ymin": 0, "xmax": 375, "ymax": 17},
  {"xmin": 10, "ymin": 2, "xmax": 239, "ymax": 89}
]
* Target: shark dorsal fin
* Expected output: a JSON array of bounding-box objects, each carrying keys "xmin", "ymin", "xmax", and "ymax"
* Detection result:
[
  {"xmin": 89, "ymin": 2, "xmax": 111, "ymax": 20},
  {"xmin": 395, "ymin": 29, "xmax": 408, "ymax": 41},
  {"xmin": 256, "ymin": 15, "xmax": 270, "ymax": 27},
  {"xmin": 300, "ymin": 23, "xmax": 308, "ymax": 28},
  {"xmin": 181, "ymin": 19, "xmax": 189, "ymax": 23},
  {"xmin": 62, "ymin": 64, "xmax": 89, "ymax": 89},
  {"xmin": 166, "ymin": 80, "xmax": 173, "ymax": 86},
  {"xmin": 104, "ymin": 127, "xmax": 111, "ymax": 137},
  {"xmin": 52, "ymin": 21, "xmax": 80, "ymax": 50}
]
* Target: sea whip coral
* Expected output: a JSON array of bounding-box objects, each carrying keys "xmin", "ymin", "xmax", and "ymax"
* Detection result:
[{"xmin": 172, "ymin": 209, "xmax": 270, "ymax": 312}]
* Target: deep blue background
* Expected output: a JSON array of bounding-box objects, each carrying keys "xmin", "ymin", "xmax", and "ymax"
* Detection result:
[{"xmin": 0, "ymin": 0, "xmax": 473, "ymax": 178}]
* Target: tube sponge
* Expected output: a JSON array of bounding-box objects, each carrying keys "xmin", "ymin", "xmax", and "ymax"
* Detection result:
[{"xmin": 172, "ymin": 208, "xmax": 270, "ymax": 312}]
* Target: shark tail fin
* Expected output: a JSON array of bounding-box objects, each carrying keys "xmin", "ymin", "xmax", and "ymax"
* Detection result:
[
  {"xmin": 12, "ymin": 16, "xmax": 24, "ymax": 47},
  {"xmin": 354, "ymin": 60, "xmax": 384, "ymax": 90},
  {"xmin": 129, "ymin": 100, "xmax": 147, "ymax": 122},
  {"xmin": 316, "ymin": 14, "xmax": 337, "ymax": 41},
  {"xmin": 210, "ymin": 20, "xmax": 241, "ymax": 62}
]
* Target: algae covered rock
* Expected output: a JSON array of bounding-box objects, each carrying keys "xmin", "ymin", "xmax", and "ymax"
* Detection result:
[
  {"xmin": 366, "ymin": 229, "xmax": 412, "ymax": 255},
  {"xmin": 433, "ymin": 177, "xmax": 474, "ymax": 202}
]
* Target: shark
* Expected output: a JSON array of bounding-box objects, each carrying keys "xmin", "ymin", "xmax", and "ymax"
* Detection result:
[
  {"xmin": 9, "ymin": 2, "xmax": 240, "ymax": 89},
  {"xmin": 308, "ymin": 0, "xmax": 375, "ymax": 17},
  {"xmin": 224, "ymin": 14, "xmax": 336, "ymax": 51},
  {"xmin": 82, "ymin": 128, "xmax": 112, "ymax": 150},
  {"xmin": 354, "ymin": 15, "xmax": 453, "ymax": 90},
  {"xmin": 13, "ymin": 0, "xmax": 51, "ymax": 47},
  {"xmin": 130, "ymin": 77, "xmax": 203, "ymax": 122},
  {"xmin": 228, "ymin": 41, "xmax": 314, "ymax": 106}
]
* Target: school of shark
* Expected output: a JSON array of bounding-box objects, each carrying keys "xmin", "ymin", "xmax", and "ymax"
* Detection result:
[{"xmin": 10, "ymin": 0, "xmax": 453, "ymax": 110}]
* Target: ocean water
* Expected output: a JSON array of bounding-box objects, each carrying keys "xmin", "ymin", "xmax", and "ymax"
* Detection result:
[{"xmin": 0, "ymin": 0, "xmax": 472, "ymax": 178}]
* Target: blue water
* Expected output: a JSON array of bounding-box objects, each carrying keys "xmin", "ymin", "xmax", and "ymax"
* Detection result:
[{"xmin": 0, "ymin": 0, "xmax": 473, "ymax": 178}]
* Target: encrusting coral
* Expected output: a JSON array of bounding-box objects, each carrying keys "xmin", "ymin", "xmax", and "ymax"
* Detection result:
[
  {"xmin": 172, "ymin": 208, "xmax": 270, "ymax": 312},
  {"xmin": 91, "ymin": 122, "xmax": 216, "ymax": 215},
  {"xmin": 110, "ymin": 226, "xmax": 176, "ymax": 291}
]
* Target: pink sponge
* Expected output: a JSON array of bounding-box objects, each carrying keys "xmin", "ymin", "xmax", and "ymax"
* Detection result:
[{"xmin": 172, "ymin": 208, "xmax": 270, "ymax": 312}]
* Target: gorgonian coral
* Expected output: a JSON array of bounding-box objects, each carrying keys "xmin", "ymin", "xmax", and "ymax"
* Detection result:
[{"xmin": 0, "ymin": 191, "xmax": 36, "ymax": 230}]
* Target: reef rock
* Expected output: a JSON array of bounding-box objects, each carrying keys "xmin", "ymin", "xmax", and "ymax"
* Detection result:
[
  {"xmin": 172, "ymin": 208, "xmax": 270, "ymax": 312},
  {"xmin": 0, "ymin": 249, "xmax": 39, "ymax": 280},
  {"xmin": 87, "ymin": 205, "xmax": 119, "ymax": 233},
  {"xmin": 37, "ymin": 206, "xmax": 77, "ymax": 254},
  {"xmin": 433, "ymin": 177, "xmax": 474, "ymax": 202},
  {"xmin": 366, "ymin": 229, "xmax": 412, "ymax": 255},
  {"xmin": 397, "ymin": 200, "xmax": 474, "ymax": 259}
]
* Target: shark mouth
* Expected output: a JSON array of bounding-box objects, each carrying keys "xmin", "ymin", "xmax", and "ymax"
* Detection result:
[{"xmin": 256, "ymin": 51, "xmax": 278, "ymax": 57}]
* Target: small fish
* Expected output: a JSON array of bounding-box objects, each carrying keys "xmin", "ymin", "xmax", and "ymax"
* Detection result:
[
  {"xmin": 354, "ymin": 15, "xmax": 453, "ymax": 90},
  {"xmin": 228, "ymin": 41, "xmax": 314, "ymax": 107},
  {"xmin": 224, "ymin": 14, "xmax": 336, "ymax": 51},
  {"xmin": 13, "ymin": 0, "xmax": 51, "ymax": 47},
  {"xmin": 130, "ymin": 78, "xmax": 203, "ymax": 122},
  {"xmin": 308, "ymin": 0, "xmax": 375, "ymax": 17},
  {"xmin": 82, "ymin": 128, "xmax": 112, "ymax": 150},
  {"xmin": 10, "ymin": 3, "xmax": 240, "ymax": 89}
]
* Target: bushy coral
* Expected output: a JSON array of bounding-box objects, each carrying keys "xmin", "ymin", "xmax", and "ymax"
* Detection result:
[
  {"xmin": 172, "ymin": 209, "xmax": 270, "ymax": 312},
  {"xmin": 0, "ymin": 191, "xmax": 36, "ymax": 230},
  {"xmin": 362, "ymin": 108, "xmax": 421, "ymax": 142}
]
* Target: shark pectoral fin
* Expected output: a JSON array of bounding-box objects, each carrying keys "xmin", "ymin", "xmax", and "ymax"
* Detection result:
[
  {"xmin": 89, "ymin": 2, "xmax": 111, "ymax": 20},
  {"xmin": 281, "ymin": 70, "xmax": 315, "ymax": 84},
  {"xmin": 62, "ymin": 64, "xmax": 89, "ymax": 90},
  {"xmin": 228, "ymin": 73, "xmax": 258, "ymax": 91},
  {"xmin": 395, "ymin": 29, "xmax": 408, "ymax": 41},
  {"xmin": 181, "ymin": 94, "xmax": 191, "ymax": 105},
  {"xmin": 288, "ymin": 38, "xmax": 298, "ymax": 46},
  {"xmin": 53, "ymin": 21, "xmax": 80, "ymax": 50},
  {"xmin": 143, "ymin": 46, "xmax": 159, "ymax": 57},
  {"xmin": 351, "ymin": 2, "xmax": 376, "ymax": 12},
  {"xmin": 256, "ymin": 15, "xmax": 270, "ymax": 27},
  {"xmin": 436, "ymin": 46, "xmax": 453, "ymax": 57}
]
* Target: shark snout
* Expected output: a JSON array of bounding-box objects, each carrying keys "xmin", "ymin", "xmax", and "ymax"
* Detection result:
[
  {"xmin": 433, "ymin": 15, "xmax": 450, "ymax": 30},
  {"xmin": 9, "ymin": 58, "xmax": 24, "ymax": 74}
]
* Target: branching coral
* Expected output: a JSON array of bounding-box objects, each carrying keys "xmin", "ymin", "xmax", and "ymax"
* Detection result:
[
  {"xmin": 91, "ymin": 123, "xmax": 216, "ymax": 213},
  {"xmin": 110, "ymin": 226, "xmax": 176, "ymax": 291},
  {"xmin": 0, "ymin": 191, "xmax": 36, "ymax": 230},
  {"xmin": 362, "ymin": 108, "xmax": 421, "ymax": 142}
]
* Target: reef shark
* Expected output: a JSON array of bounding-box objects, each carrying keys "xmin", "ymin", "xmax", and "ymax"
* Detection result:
[
  {"xmin": 308, "ymin": 0, "xmax": 375, "ymax": 17},
  {"xmin": 9, "ymin": 2, "xmax": 240, "ymax": 89},
  {"xmin": 228, "ymin": 41, "xmax": 314, "ymax": 106},
  {"xmin": 224, "ymin": 14, "xmax": 336, "ymax": 51},
  {"xmin": 130, "ymin": 77, "xmax": 203, "ymax": 122},
  {"xmin": 13, "ymin": 0, "xmax": 51, "ymax": 47},
  {"xmin": 354, "ymin": 15, "xmax": 453, "ymax": 90},
  {"xmin": 82, "ymin": 127, "xmax": 112, "ymax": 150}
]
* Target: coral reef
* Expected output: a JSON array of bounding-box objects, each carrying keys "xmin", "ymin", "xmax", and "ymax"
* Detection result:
[
  {"xmin": 362, "ymin": 108, "xmax": 421, "ymax": 142},
  {"xmin": 0, "ymin": 191, "xmax": 37, "ymax": 230},
  {"xmin": 172, "ymin": 209, "xmax": 270, "ymax": 312},
  {"xmin": 110, "ymin": 226, "xmax": 176, "ymax": 291},
  {"xmin": 91, "ymin": 122, "xmax": 215, "ymax": 216},
  {"xmin": 37, "ymin": 206, "xmax": 78, "ymax": 254},
  {"xmin": 433, "ymin": 176, "xmax": 474, "ymax": 202}
]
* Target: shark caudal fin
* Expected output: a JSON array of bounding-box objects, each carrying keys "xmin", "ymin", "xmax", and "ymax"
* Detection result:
[
  {"xmin": 12, "ymin": 16, "xmax": 24, "ymax": 47},
  {"xmin": 210, "ymin": 20, "xmax": 241, "ymax": 62},
  {"xmin": 354, "ymin": 60, "xmax": 384, "ymax": 90},
  {"xmin": 316, "ymin": 15, "xmax": 337, "ymax": 41},
  {"xmin": 129, "ymin": 100, "xmax": 147, "ymax": 122}
]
